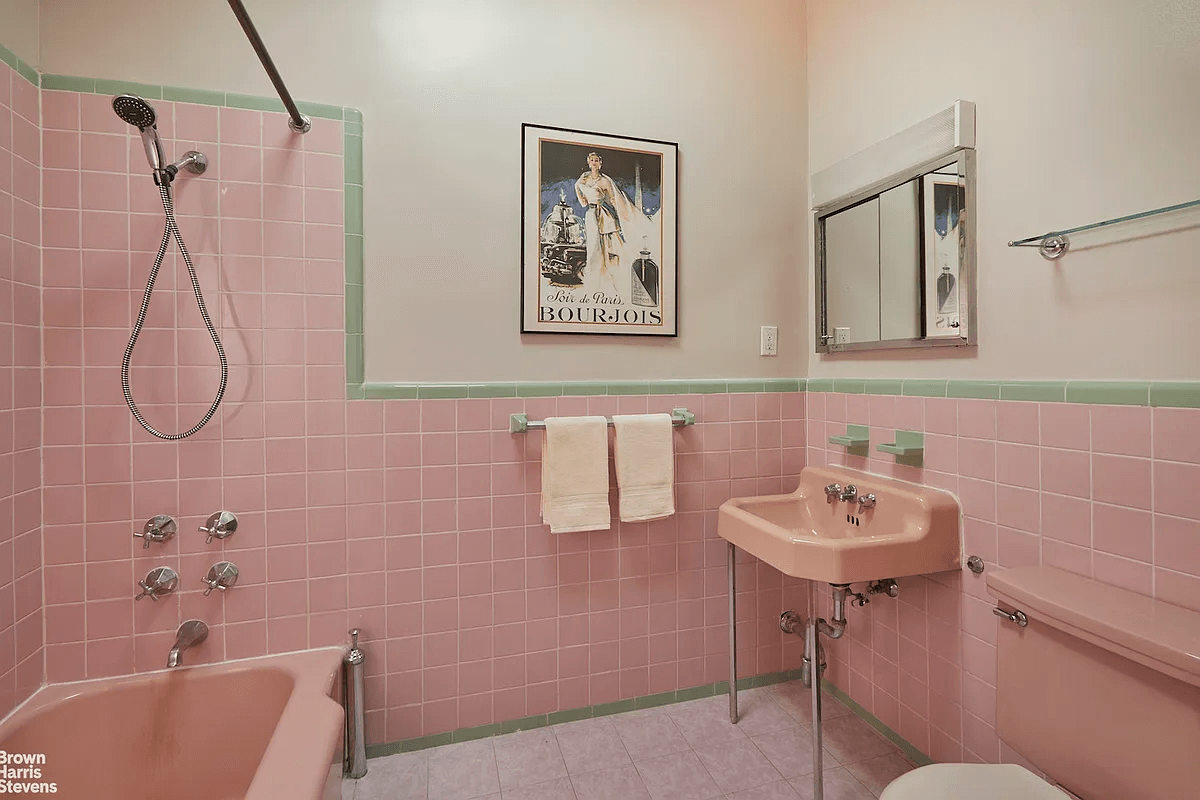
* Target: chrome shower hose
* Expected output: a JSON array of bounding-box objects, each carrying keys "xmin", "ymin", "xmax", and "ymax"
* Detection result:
[{"xmin": 121, "ymin": 183, "xmax": 227, "ymax": 440}]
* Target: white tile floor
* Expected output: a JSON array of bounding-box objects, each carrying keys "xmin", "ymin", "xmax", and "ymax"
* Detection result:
[{"xmin": 344, "ymin": 680, "xmax": 917, "ymax": 800}]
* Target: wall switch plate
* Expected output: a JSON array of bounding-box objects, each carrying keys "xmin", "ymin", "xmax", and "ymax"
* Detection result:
[
  {"xmin": 760, "ymin": 326, "xmax": 778, "ymax": 356},
  {"xmin": 834, "ymin": 327, "xmax": 850, "ymax": 346}
]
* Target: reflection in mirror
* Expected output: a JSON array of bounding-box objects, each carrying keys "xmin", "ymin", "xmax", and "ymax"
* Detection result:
[{"xmin": 815, "ymin": 151, "xmax": 974, "ymax": 352}]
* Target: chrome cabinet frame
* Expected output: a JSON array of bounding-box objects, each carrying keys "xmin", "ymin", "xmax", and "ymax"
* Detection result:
[{"xmin": 815, "ymin": 148, "xmax": 977, "ymax": 354}]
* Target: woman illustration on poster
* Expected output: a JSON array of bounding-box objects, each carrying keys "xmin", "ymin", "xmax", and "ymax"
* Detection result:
[{"xmin": 574, "ymin": 152, "xmax": 642, "ymax": 302}]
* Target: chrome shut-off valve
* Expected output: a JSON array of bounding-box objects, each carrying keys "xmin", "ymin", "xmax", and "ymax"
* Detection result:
[
  {"xmin": 201, "ymin": 562, "xmax": 239, "ymax": 596},
  {"xmin": 199, "ymin": 511, "xmax": 237, "ymax": 544},
  {"xmin": 134, "ymin": 515, "xmax": 177, "ymax": 549}
]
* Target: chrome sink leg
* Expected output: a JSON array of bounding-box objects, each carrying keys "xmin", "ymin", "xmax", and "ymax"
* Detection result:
[
  {"xmin": 727, "ymin": 541, "xmax": 738, "ymax": 724},
  {"xmin": 808, "ymin": 580, "xmax": 824, "ymax": 800}
]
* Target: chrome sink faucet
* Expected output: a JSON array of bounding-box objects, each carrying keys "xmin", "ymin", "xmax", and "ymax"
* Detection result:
[
  {"xmin": 167, "ymin": 620, "xmax": 208, "ymax": 668},
  {"xmin": 839, "ymin": 484, "xmax": 858, "ymax": 503},
  {"xmin": 824, "ymin": 484, "xmax": 842, "ymax": 504}
]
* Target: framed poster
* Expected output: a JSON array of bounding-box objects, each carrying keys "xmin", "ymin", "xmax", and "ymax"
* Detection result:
[
  {"xmin": 522, "ymin": 124, "xmax": 678, "ymax": 336},
  {"xmin": 922, "ymin": 169, "xmax": 966, "ymax": 336}
]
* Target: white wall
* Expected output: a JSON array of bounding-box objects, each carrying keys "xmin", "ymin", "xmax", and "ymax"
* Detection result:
[
  {"xmin": 0, "ymin": 0, "xmax": 38, "ymax": 66},
  {"xmin": 808, "ymin": 0, "xmax": 1200, "ymax": 380},
  {"xmin": 40, "ymin": 0, "xmax": 808, "ymax": 382}
]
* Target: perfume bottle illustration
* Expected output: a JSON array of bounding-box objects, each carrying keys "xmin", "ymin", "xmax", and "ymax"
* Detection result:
[
  {"xmin": 631, "ymin": 238, "xmax": 659, "ymax": 307},
  {"xmin": 936, "ymin": 264, "xmax": 957, "ymax": 315}
]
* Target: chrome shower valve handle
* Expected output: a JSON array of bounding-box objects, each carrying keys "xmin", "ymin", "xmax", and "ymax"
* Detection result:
[
  {"xmin": 134, "ymin": 515, "xmax": 177, "ymax": 549},
  {"xmin": 199, "ymin": 511, "xmax": 238, "ymax": 544},
  {"xmin": 135, "ymin": 566, "xmax": 179, "ymax": 601},
  {"xmin": 201, "ymin": 562, "xmax": 239, "ymax": 596}
]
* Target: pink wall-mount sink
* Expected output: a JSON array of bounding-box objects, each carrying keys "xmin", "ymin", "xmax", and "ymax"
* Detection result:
[{"xmin": 718, "ymin": 465, "xmax": 961, "ymax": 583}]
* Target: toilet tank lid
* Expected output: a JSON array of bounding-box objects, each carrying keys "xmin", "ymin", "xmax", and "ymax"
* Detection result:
[{"xmin": 987, "ymin": 565, "xmax": 1200, "ymax": 688}]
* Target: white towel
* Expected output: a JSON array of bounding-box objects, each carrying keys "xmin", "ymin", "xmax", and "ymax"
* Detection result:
[
  {"xmin": 612, "ymin": 414, "xmax": 676, "ymax": 523},
  {"xmin": 541, "ymin": 416, "xmax": 611, "ymax": 533}
]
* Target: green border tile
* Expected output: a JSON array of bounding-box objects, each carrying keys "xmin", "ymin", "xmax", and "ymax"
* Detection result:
[
  {"xmin": 902, "ymin": 380, "xmax": 948, "ymax": 397},
  {"xmin": 345, "ymin": 334, "xmax": 364, "ymax": 385},
  {"xmin": 608, "ymin": 381, "xmax": 651, "ymax": 395},
  {"xmin": 453, "ymin": 722, "xmax": 503, "ymax": 743},
  {"xmin": 864, "ymin": 379, "xmax": 904, "ymax": 396},
  {"xmin": 344, "ymin": 107, "xmax": 364, "ymax": 123},
  {"xmin": 41, "ymin": 74, "xmax": 96, "ymax": 92},
  {"xmin": 764, "ymin": 378, "xmax": 802, "ymax": 392},
  {"xmin": 225, "ymin": 92, "xmax": 286, "ymax": 113},
  {"xmin": 364, "ymin": 383, "xmax": 419, "ymax": 399},
  {"xmin": 344, "ymin": 184, "xmax": 364, "ymax": 236},
  {"xmin": 345, "ymin": 383, "xmax": 366, "ymax": 400},
  {"xmin": 94, "ymin": 79, "xmax": 162, "ymax": 99},
  {"xmin": 822, "ymin": 680, "xmax": 933, "ymax": 766},
  {"xmin": 517, "ymin": 383, "xmax": 563, "ymax": 397},
  {"xmin": 500, "ymin": 714, "xmax": 548, "ymax": 734},
  {"xmin": 562, "ymin": 382, "xmax": 608, "ymax": 396},
  {"xmin": 0, "ymin": 43, "xmax": 15, "ymax": 71},
  {"xmin": 1067, "ymin": 381, "xmax": 1150, "ymax": 406},
  {"xmin": 833, "ymin": 379, "xmax": 866, "ymax": 394},
  {"xmin": 947, "ymin": 380, "xmax": 1000, "ymax": 400},
  {"xmin": 592, "ymin": 699, "xmax": 637, "ymax": 717},
  {"xmin": 1150, "ymin": 382, "xmax": 1200, "ymax": 409},
  {"xmin": 547, "ymin": 706, "xmax": 593, "ymax": 726},
  {"xmin": 807, "ymin": 378, "xmax": 834, "ymax": 393},
  {"xmin": 727, "ymin": 380, "xmax": 765, "ymax": 393},
  {"xmin": 400, "ymin": 732, "xmax": 452, "ymax": 753},
  {"xmin": 345, "ymin": 120, "xmax": 364, "ymax": 136},
  {"xmin": 15, "ymin": 60, "xmax": 37, "ymax": 86},
  {"xmin": 468, "ymin": 383, "xmax": 517, "ymax": 398},
  {"xmin": 1000, "ymin": 381, "xmax": 1066, "ymax": 402},
  {"xmin": 344, "ymin": 235, "xmax": 364, "ymax": 285},
  {"xmin": 649, "ymin": 380, "xmax": 693, "ymax": 395},
  {"xmin": 687, "ymin": 380, "xmax": 727, "ymax": 394},
  {"xmin": 417, "ymin": 384, "xmax": 471, "ymax": 399},
  {"xmin": 344, "ymin": 285, "xmax": 364, "ymax": 335},
  {"xmin": 635, "ymin": 691, "xmax": 677, "ymax": 709},
  {"xmin": 344, "ymin": 133, "xmax": 364, "ymax": 185},
  {"xmin": 296, "ymin": 100, "xmax": 344, "ymax": 120},
  {"xmin": 161, "ymin": 85, "xmax": 226, "ymax": 106},
  {"xmin": 675, "ymin": 683, "xmax": 716, "ymax": 702},
  {"xmin": 365, "ymin": 739, "xmax": 405, "ymax": 759}
]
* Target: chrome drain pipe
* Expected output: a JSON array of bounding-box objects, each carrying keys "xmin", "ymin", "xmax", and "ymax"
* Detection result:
[{"xmin": 343, "ymin": 629, "xmax": 367, "ymax": 779}]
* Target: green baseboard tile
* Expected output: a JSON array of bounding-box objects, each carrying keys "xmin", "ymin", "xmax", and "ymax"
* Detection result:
[
  {"xmin": 591, "ymin": 699, "xmax": 637, "ymax": 718},
  {"xmin": 547, "ymin": 706, "xmax": 593, "ymax": 726},
  {"xmin": 821, "ymin": 680, "xmax": 933, "ymax": 767},
  {"xmin": 500, "ymin": 714, "xmax": 548, "ymax": 734},
  {"xmin": 635, "ymin": 690, "xmax": 678, "ymax": 709},
  {"xmin": 677, "ymin": 682, "xmax": 718, "ymax": 701},
  {"xmin": 453, "ymin": 722, "xmax": 503, "ymax": 743}
]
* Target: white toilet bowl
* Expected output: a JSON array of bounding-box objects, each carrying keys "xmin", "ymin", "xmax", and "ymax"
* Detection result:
[{"xmin": 881, "ymin": 763, "xmax": 1071, "ymax": 800}]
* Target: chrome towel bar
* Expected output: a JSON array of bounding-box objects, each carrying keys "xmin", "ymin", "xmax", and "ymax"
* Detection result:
[{"xmin": 510, "ymin": 407, "xmax": 695, "ymax": 434}]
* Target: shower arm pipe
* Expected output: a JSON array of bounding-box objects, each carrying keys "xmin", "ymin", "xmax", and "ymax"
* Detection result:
[{"xmin": 226, "ymin": 0, "xmax": 311, "ymax": 133}]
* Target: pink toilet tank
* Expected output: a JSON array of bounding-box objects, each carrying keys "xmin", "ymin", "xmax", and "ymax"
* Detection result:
[{"xmin": 988, "ymin": 565, "xmax": 1200, "ymax": 800}]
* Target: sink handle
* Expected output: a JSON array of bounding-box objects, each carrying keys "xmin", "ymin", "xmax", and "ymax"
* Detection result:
[
  {"xmin": 839, "ymin": 484, "xmax": 858, "ymax": 502},
  {"xmin": 857, "ymin": 494, "xmax": 876, "ymax": 512},
  {"xmin": 824, "ymin": 484, "xmax": 842, "ymax": 504}
]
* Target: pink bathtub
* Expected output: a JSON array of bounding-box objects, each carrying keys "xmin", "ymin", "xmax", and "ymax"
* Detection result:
[{"xmin": 0, "ymin": 648, "xmax": 345, "ymax": 800}]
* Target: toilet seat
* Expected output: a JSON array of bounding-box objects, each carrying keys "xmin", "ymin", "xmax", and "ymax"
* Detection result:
[{"xmin": 880, "ymin": 763, "xmax": 1073, "ymax": 800}]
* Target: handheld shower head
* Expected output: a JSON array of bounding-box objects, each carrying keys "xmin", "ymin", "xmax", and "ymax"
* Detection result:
[{"xmin": 112, "ymin": 94, "xmax": 166, "ymax": 176}]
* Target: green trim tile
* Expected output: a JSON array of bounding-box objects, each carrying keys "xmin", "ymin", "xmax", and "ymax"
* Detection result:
[
  {"xmin": 365, "ymin": 740, "xmax": 406, "ymax": 759},
  {"xmin": 821, "ymin": 681, "xmax": 933, "ymax": 766},
  {"xmin": 344, "ymin": 235, "xmax": 364, "ymax": 285},
  {"xmin": 902, "ymin": 380, "xmax": 948, "ymax": 397},
  {"xmin": 764, "ymin": 378, "xmax": 802, "ymax": 392},
  {"xmin": 0, "ymin": 44, "xmax": 15, "ymax": 70},
  {"xmin": 468, "ymin": 383, "xmax": 518, "ymax": 398},
  {"xmin": 1067, "ymin": 381, "xmax": 1150, "ymax": 406},
  {"xmin": 399, "ymin": 732, "xmax": 452, "ymax": 753},
  {"xmin": 296, "ymin": 100, "xmax": 344, "ymax": 120},
  {"xmin": 864, "ymin": 379, "xmax": 904, "ymax": 396},
  {"xmin": 344, "ymin": 107, "xmax": 364, "ymax": 123},
  {"xmin": 344, "ymin": 134, "xmax": 364, "ymax": 185},
  {"xmin": 500, "ymin": 714, "xmax": 548, "ymax": 734},
  {"xmin": 225, "ymin": 92, "xmax": 286, "ymax": 113},
  {"xmin": 344, "ymin": 285, "xmax": 364, "ymax": 335},
  {"xmin": 345, "ymin": 121, "xmax": 364, "ymax": 136},
  {"xmin": 453, "ymin": 723, "xmax": 503, "ymax": 743},
  {"xmin": 15, "ymin": 60, "xmax": 37, "ymax": 86},
  {"xmin": 345, "ymin": 334, "xmax": 364, "ymax": 385},
  {"xmin": 547, "ymin": 707, "xmax": 593, "ymax": 726},
  {"xmin": 1150, "ymin": 382, "xmax": 1200, "ymax": 409},
  {"xmin": 41, "ymin": 74, "xmax": 96, "ymax": 92},
  {"xmin": 635, "ymin": 691, "xmax": 677, "ymax": 709},
  {"xmin": 687, "ymin": 380, "xmax": 727, "ymax": 394},
  {"xmin": 364, "ymin": 383, "xmax": 419, "ymax": 399},
  {"xmin": 1000, "ymin": 381, "xmax": 1066, "ymax": 402},
  {"xmin": 592, "ymin": 699, "xmax": 636, "ymax": 717},
  {"xmin": 607, "ymin": 381, "xmax": 651, "ymax": 395},
  {"xmin": 417, "ymin": 384, "xmax": 471, "ymax": 399},
  {"xmin": 947, "ymin": 380, "xmax": 1000, "ymax": 400},
  {"xmin": 161, "ymin": 85, "xmax": 226, "ymax": 105},
  {"xmin": 516, "ymin": 383, "xmax": 563, "ymax": 397},
  {"xmin": 562, "ymin": 382, "xmax": 608, "ymax": 396},
  {"xmin": 833, "ymin": 379, "xmax": 866, "ymax": 394},
  {"xmin": 344, "ymin": 184, "xmax": 364, "ymax": 236},
  {"xmin": 806, "ymin": 378, "xmax": 834, "ymax": 393},
  {"xmin": 345, "ymin": 383, "xmax": 366, "ymax": 400},
  {"xmin": 94, "ymin": 79, "xmax": 161, "ymax": 99},
  {"xmin": 649, "ymin": 380, "xmax": 693, "ymax": 395},
  {"xmin": 727, "ymin": 380, "xmax": 766, "ymax": 394},
  {"xmin": 675, "ymin": 683, "xmax": 716, "ymax": 702}
]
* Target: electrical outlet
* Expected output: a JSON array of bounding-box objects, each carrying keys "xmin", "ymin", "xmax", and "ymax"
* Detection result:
[
  {"xmin": 834, "ymin": 327, "xmax": 850, "ymax": 346},
  {"xmin": 760, "ymin": 326, "xmax": 778, "ymax": 356}
]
